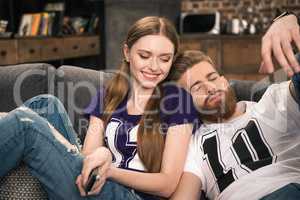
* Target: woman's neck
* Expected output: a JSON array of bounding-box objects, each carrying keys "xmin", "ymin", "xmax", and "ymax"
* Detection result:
[{"xmin": 127, "ymin": 80, "xmax": 155, "ymax": 115}]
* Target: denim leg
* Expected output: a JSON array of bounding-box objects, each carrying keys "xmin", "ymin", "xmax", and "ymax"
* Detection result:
[
  {"xmin": 0, "ymin": 107, "xmax": 86, "ymax": 199},
  {"xmin": 97, "ymin": 180, "xmax": 143, "ymax": 200},
  {"xmin": 22, "ymin": 94, "xmax": 81, "ymax": 149},
  {"xmin": 261, "ymin": 183, "xmax": 300, "ymax": 200},
  {"xmin": 0, "ymin": 105, "xmax": 141, "ymax": 200}
]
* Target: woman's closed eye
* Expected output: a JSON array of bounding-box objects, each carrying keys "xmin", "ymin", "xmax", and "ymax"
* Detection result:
[
  {"xmin": 139, "ymin": 53, "xmax": 150, "ymax": 59},
  {"xmin": 159, "ymin": 56, "xmax": 171, "ymax": 63}
]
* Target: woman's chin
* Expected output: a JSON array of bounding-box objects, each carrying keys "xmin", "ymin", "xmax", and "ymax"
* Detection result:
[{"xmin": 140, "ymin": 82, "xmax": 158, "ymax": 89}]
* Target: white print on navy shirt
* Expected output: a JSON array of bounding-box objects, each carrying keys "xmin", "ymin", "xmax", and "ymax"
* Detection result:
[{"xmin": 105, "ymin": 118, "xmax": 146, "ymax": 171}]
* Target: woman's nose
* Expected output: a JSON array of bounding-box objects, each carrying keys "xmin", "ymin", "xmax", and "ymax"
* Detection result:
[{"xmin": 149, "ymin": 58, "xmax": 159, "ymax": 71}]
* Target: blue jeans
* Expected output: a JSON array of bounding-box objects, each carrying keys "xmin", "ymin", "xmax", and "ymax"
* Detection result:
[
  {"xmin": 0, "ymin": 95, "xmax": 141, "ymax": 200},
  {"xmin": 261, "ymin": 183, "xmax": 300, "ymax": 200}
]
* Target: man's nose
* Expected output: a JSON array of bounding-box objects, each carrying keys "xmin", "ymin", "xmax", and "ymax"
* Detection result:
[{"xmin": 207, "ymin": 83, "xmax": 217, "ymax": 95}]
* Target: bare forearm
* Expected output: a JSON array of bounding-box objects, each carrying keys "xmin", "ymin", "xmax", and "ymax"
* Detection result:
[
  {"xmin": 82, "ymin": 117, "xmax": 104, "ymax": 156},
  {"xmin": 108, "ymin": 167, "xmax": 176, "ymax": 198},
  {"xmin": 171, "ymin": 173, "xmax": 202, "ymax": 200}
]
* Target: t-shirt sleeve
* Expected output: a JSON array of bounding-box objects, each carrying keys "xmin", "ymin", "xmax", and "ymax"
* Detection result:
[
  {"xmin": 84, "ymin": 87, "xmax": 105, "ymax": 118},
  {"xmin": 160, "ymin": 85, "xmax": 201, "ymax": 133},
  {"xmin": 184, "ymin": 134, "xmax": 206, "ymax": 190},
  {"xmin": 253, "ymin": 81, "xmax": 300, "ymax": 131}
]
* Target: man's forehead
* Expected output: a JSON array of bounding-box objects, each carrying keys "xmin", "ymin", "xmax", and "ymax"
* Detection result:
[{"xmin": 186, "ymin": 62, "xmax": 216, "ymax": 80}]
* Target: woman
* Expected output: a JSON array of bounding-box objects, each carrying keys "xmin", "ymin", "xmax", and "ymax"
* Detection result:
[{"xmin": 0, "ymin": 16, "xmax": 199, "ymax": 200}]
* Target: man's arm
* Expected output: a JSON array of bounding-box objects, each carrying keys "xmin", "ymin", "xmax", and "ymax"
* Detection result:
[{"xmin": 170, "ymin": 172, "xmax": 202, "ymax": 200}]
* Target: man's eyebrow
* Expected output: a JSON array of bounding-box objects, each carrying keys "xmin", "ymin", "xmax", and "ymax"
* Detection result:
[{"xmin": 190, "ymin": 80, "xmax": 202, "ymax": 91}]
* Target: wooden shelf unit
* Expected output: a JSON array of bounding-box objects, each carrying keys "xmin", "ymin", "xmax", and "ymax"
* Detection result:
[
  {"xmin": 0, "ymin": 35, "xmax": 100, "ymax": 65},
  {"xmin": 180, "ymin": 34, "xmax": 264, "ymax": 81}
]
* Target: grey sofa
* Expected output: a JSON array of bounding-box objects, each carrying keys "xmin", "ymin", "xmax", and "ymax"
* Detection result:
[{"xmin": 0, "ymin": 63, "xmax": 272, "ymax": 199}]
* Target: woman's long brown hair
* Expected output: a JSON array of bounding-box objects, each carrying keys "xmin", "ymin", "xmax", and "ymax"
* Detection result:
[{"xmin": 102, "ymin": 16, "xmax": 179, "ymax": 173}]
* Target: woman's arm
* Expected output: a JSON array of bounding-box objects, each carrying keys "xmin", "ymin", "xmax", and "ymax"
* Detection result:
[
  {"xmin": 81, "ymin": 116, "xmax": 105, "ymax": 156},
  {"xmin": 77, "ymin": 116, "xmax": 112, "ymax": 196},
  {"xmin": 170, "ymin": 172, "xmax": 202, "ymax": 200},
  {"xmin": 107, "ymin": 123, "xmax": 193, "ymax": 198}
]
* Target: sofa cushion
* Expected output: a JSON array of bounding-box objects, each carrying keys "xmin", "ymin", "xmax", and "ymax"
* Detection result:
[
  {"xmin": 55, "ymin": 65, "xmax": 114, "ymax": 141},
  {"xmin": 0, "ymin": 163, "xmax": 47, "ymax": 199},
  {"xmin": 0, "ymin": 63, "xmax": 56, "ymax": 112}
]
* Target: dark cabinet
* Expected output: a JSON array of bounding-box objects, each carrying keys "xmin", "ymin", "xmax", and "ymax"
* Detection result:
[{"xmin": 0, "ymin": 0, "xmax": 104, "ymax": 69}]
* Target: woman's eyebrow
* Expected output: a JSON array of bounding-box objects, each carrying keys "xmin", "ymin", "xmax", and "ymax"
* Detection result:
[
  {"xmin": 137, "ymin": 49, "xmax": 173, "ymax": 56},
  {"xmin": 137, "ymin": 49, "xmax": 151, "ymax": 53},
  {"xmin": 159, "ymin": 53, "xmax": 173, "ymax": 56}
]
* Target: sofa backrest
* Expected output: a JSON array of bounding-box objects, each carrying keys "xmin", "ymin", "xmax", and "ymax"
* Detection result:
[
  {"xmin": 0, "ymin": 63, "xmax": 56, "ymax": 112},
  {"xmin": 55, "ymin": 65, "xmax": 114, "ymax": 141},
  {"xmin": 1, "ymin": 62, "xmax": 288, "ymax": 142}
]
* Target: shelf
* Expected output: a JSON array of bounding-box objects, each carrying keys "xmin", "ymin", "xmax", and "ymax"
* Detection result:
[
  {"xmin": 0, "ymin": 35, "xmax": 100, "ymax": 65},
  {"xmin": 180, "ymin": 34, "xmax": 263, "ymax": 80},
  {"xmin": 0, "ymin": 0, "xmax": 105, "ymax": 68}
]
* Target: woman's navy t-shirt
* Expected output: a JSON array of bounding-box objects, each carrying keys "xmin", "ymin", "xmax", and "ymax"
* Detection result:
[{"xmin": 85, "ymin": 84, "xmax": 201, "ymax": 198}]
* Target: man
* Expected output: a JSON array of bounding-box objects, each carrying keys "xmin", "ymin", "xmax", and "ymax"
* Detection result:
[{"xmin": 170, "ymin": 50, "xmax": 300, "ymax": 200}]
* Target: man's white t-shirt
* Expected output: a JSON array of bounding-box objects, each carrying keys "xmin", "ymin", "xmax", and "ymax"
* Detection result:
[{"xmin": 184, "ymin": 81, "xmax": 300, "ymax": 200}]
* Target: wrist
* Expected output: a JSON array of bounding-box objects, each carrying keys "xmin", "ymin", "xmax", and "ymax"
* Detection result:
[
  {"xmin": 106, "ymin": 164, "xmax": 116, "ymax": 179},
  {"xmin": 96, "ymin": 146, "xmax": 112, "ymax": 162},
  {"xmin": 272, "ymin": 11, "xmax": 300, "ymax": 25}
]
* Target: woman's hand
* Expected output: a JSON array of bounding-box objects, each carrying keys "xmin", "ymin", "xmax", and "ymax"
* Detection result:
[
  {"xmin": 260, "ymin": 14, "xmax": 300, "ymax": 76},
  {"xmin": 76, "ymin": 147, "xmax": 112, "ymax": 196}
]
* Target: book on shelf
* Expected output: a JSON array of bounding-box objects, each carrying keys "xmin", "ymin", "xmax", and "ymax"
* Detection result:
[
  {"xmin": 87, "ymin": 15, "xmax": 99, "ymax": 34},
  {"xmin": 18, "ymin": 14, "xmax": 33, "ymax": 36},
  {"xmin": 17, "ymin": 1, "xmax": 99, "ymax": 37},
  {"xmin": 30, "ymin": 13, "xmax": 41, "ymax": 36},
  {"xmin": 17, "ymin": 12, "xmax": 64, "ymax": 37}
]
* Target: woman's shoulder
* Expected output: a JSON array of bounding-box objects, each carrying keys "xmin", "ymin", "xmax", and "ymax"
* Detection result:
[
  {"xmin": 163, "ymin": 83, "xmax": 189, "ymax": 96},
  {"xmin": 162, "ymin": 83, "xmax": 193, "ymax": 108},
  {"xmin": 161, "ymin": 83, "xmax": 197, "ymax": 116},
  {"xmin": 160, "ymin": 83, "xmax": 200, "ymax": 132}
]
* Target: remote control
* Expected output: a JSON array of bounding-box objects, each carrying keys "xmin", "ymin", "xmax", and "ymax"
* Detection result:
[{"xmin": 84, "ymin": 168, "xmax": 99, "ymax": 193}]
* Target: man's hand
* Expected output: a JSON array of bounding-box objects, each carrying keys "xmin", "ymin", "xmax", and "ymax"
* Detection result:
[
  {"xmin": 260, "ymin": 14, "xmax": 300, "ymax": 77},
  {"xmin": 76, "ymin": 147, "xmax": 112, "ymax": 196}
]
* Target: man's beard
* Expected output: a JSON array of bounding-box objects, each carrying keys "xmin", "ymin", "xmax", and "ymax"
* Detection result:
[{"xmin": 199, "ymin": 87, "xmax": 237, "ymax": 123}]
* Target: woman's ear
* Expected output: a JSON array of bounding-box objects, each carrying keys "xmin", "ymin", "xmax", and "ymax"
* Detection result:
[{"xmin": 123, "ymin": 44, "xmax": 130, "ymax": 62}]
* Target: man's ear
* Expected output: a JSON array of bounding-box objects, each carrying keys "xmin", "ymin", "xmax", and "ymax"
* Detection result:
[{"xmin": 123, "ymin": 44, "xmax": 130, "ymax": 62}]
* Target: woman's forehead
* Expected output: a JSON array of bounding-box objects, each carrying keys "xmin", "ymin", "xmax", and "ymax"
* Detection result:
[{"xmin": 131, "ymin": 35, "xmax": 174, "ymax": 54}]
